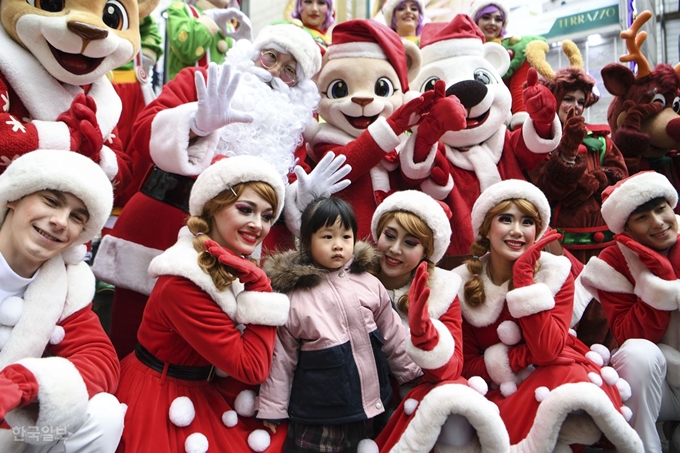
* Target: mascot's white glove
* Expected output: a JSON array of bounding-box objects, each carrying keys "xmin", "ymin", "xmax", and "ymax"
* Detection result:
[
  {"xmin": 203, "ymin": 8, "xmax": 252, "ymax": 41},
  {"xmin": 191, "ymin": 62, "xmax": 254, "ymax": 137},
  {"xmin": 295, "ymin": 152, "xmax": 352, "ymax": 211}
]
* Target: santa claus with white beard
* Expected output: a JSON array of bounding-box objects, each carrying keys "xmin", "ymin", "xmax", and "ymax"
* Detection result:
[{"xmin": 93, "ymin": 23, "xmax": 332, "ymax": 359}]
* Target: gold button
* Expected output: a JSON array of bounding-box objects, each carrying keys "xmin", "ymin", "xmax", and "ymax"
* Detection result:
[
  {"xmin": 178, "ymin": 30, "xmax": 188, "ymax": 43},
  {"xmin": 195, "ymin": 46, "xmax": 204, "ymax": 57}
]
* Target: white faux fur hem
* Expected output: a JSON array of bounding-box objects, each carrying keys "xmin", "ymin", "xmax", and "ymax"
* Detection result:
[{"xmin": 506, "ymin": 283, "xmax": 555, "ymax": 318}]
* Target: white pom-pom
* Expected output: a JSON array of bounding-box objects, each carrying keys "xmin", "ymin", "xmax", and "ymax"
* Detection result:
[
  {"xmin": 616, "ymin": 378, "xmax": 632, "ymax": 402},
  {"xmin": 467, "ymin": 376, "xmax": 488, "ymax": 396},
  {"xmin": 600, "ymin": 366, "xmax": 619, "ymax": 386},
  {"xmin": 403, "ymin": 398, "xmax": 419, "ymax": 415},
  {"xmin": 247, "ymin": 429, "xmax": 270, "ymax": 452},
  {"xmin": 497, "ymin": 320, "xmax": 522, "ymax": 345},
  {"xmin": 185, "ymin": 433, "xmax": 208, "ymax": 453},
  {"xmin": 500, "ymin": 381, "xmax": 517, "ymax": 397},
  {"xmin": 0, "ymin": 296, "xmax": 23, "ymax": 327},
  {"xmin": 215, "ymin": 368, "xmax": 229, "ymax": 378},
  {"xmin": 588, "ymin": 372, "xmax": 603, "ymax": 387},
  {"xmin": 620, "ymin": 405, "xmax": 633, "ymax": 422},
  {"xmin": 535, "ymin": 386, "xmax": 550, "ymax": 402},
  {"xmin": 0, "ymin": 326, "xmax": 12, "ymax": 349},
  {"xmin": 169, "ymin": 396, "xmax": 195, "ymax": 427},
  {"xmin": 222, "ymin": 410, "xmax": 238, "ymax": 428},
  {"xmin": 49, "ymin": 326, "xmax": 65, "ymax": 345},
  {"xmin": 590, "ymin": 343, "xmax": 611, "ymax": 365},
  {"xmin": 568, "ymin": 328, "xmax": 577, "ymax": 337},
  {"xmin": 357, "ymin": 439, "xmax": 379, "ymax": 453},
  {"xmin": 61, "ymin": 244, "xmax": 87, "ymax": 265},
  {"xmin": 585, "ymin": 350, "xmax": 604, "ymax": 367},
  {"xmin": 234, "ymin": 390, "xmax": 256, "ymax": 417}
]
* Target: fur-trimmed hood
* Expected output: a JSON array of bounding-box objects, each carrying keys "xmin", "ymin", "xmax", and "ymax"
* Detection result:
[{"xmin": 264, "ymin": 241, "xmax": 379, "ymax": 293}]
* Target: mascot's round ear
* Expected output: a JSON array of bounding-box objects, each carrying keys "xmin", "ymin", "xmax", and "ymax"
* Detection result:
[
  {"xmin": 138, "ymin": 0, "xmax": 161, "ymax": 19},
  {"xmin": 403, "ymin": 39, "xmax": 422, "ymax": 88},
  {"xmin": 483, "ymin": 42, "xmax": 511, "ymax": 79}
]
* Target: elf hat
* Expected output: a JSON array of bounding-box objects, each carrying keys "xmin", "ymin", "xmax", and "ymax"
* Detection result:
[
  {"xmin": 189, "ymin": 155, "xmax": 286, "ymax": 221},
  {"xmin": 328, "ymin": 19, "xmax": 411, "ymax": 91},
  {"xmin": 601, "ymin": 171, "xmax": 678, "ymax": 234},
  {"xmin": 254, "ymin": 23, "xmax": 322, "ymax": 80},
  {"xmin": 382, "ymin": 0, "xmax": 425, "ymax": 29},
  {"xmin": 419, "ymin": 14, "xmax": 485, "ymax": 66},
  {"xmin": 471, "ymin": 179, "xmax": 551, "ymax": 239},
  {"xmin": 0, "ymin": 150, "xmax": 113, "ymax": 246},
  {"xmin": 371, "ymin": 190, "xmax": 452, "ymax": 264}
]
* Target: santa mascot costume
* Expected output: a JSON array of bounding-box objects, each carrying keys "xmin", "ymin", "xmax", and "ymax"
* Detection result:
[
  {"xmin": 93, "ymin": 23, "xmax": 322, "ymax": 359},
  {"xmin": 398, "ymin": 14, "xmax": 562, "ymax": 265}
]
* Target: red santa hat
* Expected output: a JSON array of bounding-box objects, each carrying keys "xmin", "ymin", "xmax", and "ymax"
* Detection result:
[
  {"xmin": 382, "ymin": 0, "xmax": 426, "ymax": 28},
  {"xmin": 419, "ymin": 14, "xmax": 486, "ymax": 67},
  {"xmin": 254, "ymin": 23, "xmax": 322, "ymax": 80},
  {"xmin": 328, "ymin": 19, "xmax": 411, "ymax": 91},
  {"xmin": 471, "ymin": 179, "xmax": 551, "ymax": 240},
  {"xmin": 371, "ymin": 190, "xmax": 452, "ymax": 264},
  {"xmin": 0, "ymin": 150, "xmax": 113, "ymax": 246},
  {"xmin": 601, "ymin": 171, "xmax": 678, "ymax": 234},
  {"xmin": 189, "ymin": 155, "xmax": 286, "ymax": 221}
]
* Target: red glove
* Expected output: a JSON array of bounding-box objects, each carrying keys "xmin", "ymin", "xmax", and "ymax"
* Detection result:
[
  {"xmin": 414, "ymin": 80, "xmax": 466, "ymax": 162},
  {"xmin": 557, "ymin": 108, "xmax": 587, "ymax": 161},
  {"xmin": 78, "ymin": 118, "xmax": 103, "ymax": 163},
  {"xmin": 56, "ymin": 94, "xmax": 103, "ymax": 161},
  {"xmin": 0, "ymin": 364, "xmax": 39, "ymax": 421},
  {"xmin": 205, "ymin": 239, "xmax": 272, "ymax": 292},
  {"xmin": 430, "ymin": 150, "xmax": 450, "ymax": 186},
  {"xmin": 408, "ymin": 261, "xmax": 439, "ymax": 350},
  {"xmin": 512, "ymin": 230, "xmax": 563, "ymax": 288},
  {"xmin": 615, "ymin": 234, "xmax": 676, "ymax": 280},
  {"xmin": 522, "ymin": 68, "xmax": 557, "ymax": 133},
  {"xmin": 620, "ymin": 97, "xmax": 664, "ymax": 132},
  {"xmin": 386, "ymin": 89, "xmax": 437, "ymax": 136}
]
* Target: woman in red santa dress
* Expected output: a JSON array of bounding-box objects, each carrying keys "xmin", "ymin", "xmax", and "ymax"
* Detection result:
[
  {"xmin": 115, "ymin": 156, "xmax": 290, "ymax": 453},
  {"xmin": 453, "ymin": 179, "xmax": 642, "ymax": 452},
  {"xmin": 367, "ymin": 190, "xmax": 509, "ymax": 453}
]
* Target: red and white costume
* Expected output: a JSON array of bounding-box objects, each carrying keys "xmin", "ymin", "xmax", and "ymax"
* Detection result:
[
  {"xmin": 399, "ymin": 15, "xmax": 561, "ymax": 258},
  {"xmin": 93, "ymin": 25, "xmax": 321, "ymax": 358}
]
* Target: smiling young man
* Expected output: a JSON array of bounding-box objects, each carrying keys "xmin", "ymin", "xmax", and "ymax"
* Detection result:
[
  {"xmin": 0, "ymin": 150, "xmax": 126, "ymax": 452},
  {"xmin": 581, "ymin": 171, "xmax": 680, "ymax": 453}
]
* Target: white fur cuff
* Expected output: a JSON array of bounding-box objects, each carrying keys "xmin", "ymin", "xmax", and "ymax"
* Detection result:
[
  {"xmin": 92, "ymin": 235, "xmax": 161, "ymax": 295},
  {"xmin": 98, "ymin": 146, "xmax": 119, "ymax": 181},
  {"xmin": 7, "ymin": 357, "xmax": 88, "ymax": 444},
  {"xmin": 406, "ymin": 319, "xmax": 455, "ymax": 370},
  {"xmin": 399, "ymin": 133, "xmax": 438, "ymax": 180},
  {"xmin": 634, "ymin": 270, "xmax": 680, "ymax": 311},
  {"xmin": 149, "ymin": 102, "xmax": 219, "ymax": 176},
  {"xmin": 367, "ymin": 116, "xmax": 401, "ymax": 152},
  {"xmin": 235, "ymin": 291, "xmax": 290, "ymax": 326},
  {"xmin": 506, "ymin": 283, "xmax": 555, "ymax": 318},
  {"xmin": 33, "ymin": 120, "xmax": 71, "ymax": 151},
  {"xmin": 522, "ymin": 115, "xmax": 562, "ymax": 153},
  {"xmin": 483, "ymin": 343, "xmax": 516, "ymax": 386},
  {"xmin": 419, "ymin": 174, "xmax": 453, "ymax": 200}
]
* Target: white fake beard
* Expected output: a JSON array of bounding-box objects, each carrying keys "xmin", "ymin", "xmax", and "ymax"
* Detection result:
[{"xmin": 215, "ymin": 41, "xmax": 320, "ymax": 181}]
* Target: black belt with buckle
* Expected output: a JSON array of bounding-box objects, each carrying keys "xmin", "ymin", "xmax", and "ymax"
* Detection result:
[
  {"xmin": 135, "ymin": 343, "xmax": 214, "ymax": 381},
  {"xmin": 140, "ymin": 166, "xmax": 195, "ymax": 213}
]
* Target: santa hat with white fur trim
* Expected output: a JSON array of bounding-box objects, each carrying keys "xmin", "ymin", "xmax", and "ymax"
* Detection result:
[
  {"xmin": 601, "ymin": 171, "xmax": 678, "ymax": 234},
  {"xmin": 371, "ymin": 190, "xmax": 452, "ymax": 264},
  {"xmin": 0, "ymin": 150, "xmax": 113, "ymax": 246},
  {"xmin": 419, "ymin": 14, "xmax": 485, "ymax": 66},
  {"xmin": 254, "ymin": 23, "xmax": 322, "ymax": 80},
  {"xmin": 382, "ymin": 0, "xmax": 426, "ymax": 29},
  {"xmin": 189, "ymin": 155, "xmax": 286, "ymax": 221},
  {"xmin": 328, "ymin": 19, "xmax": 411, "ymax": 91},
  {"xmin": 471, "ymin": 179, "xmax": 551, "ymax": 240}
]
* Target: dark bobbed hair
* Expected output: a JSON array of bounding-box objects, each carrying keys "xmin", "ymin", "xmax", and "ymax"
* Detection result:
[{"xmin": 299, "ymin": 197, "xmax": 358, "ymax": 252}]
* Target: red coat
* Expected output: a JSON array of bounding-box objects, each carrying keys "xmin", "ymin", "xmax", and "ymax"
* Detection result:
[
  {"xmin": 454, "ymin": 253, "xmax": 642, "ymax": 451},
  {"xmin": 375, "ymin": 267, "xmax": 509, "ymax": 453},
  {"xmin": 0, "ymin": 254, "xmax": 119, "ymax": 449},
  {"xmin": 115, "ymin": 235, "xmax": 290, "ymax": 452},
  {"xmin": 0, "ymin": 27, "xmax": 130, "ymax": 190}
]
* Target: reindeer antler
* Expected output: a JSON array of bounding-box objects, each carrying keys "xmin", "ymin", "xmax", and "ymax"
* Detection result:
[
  {"xmin": 619, "ymin": 10, "xmax": 652, "ymax": 78},
  {"xmin": 525, "ymin": 40, "xmax": 554, "ymax": 80},
  {"xmin": 562, "ymin": 41, "xmax": 583, "ymax": 69}
]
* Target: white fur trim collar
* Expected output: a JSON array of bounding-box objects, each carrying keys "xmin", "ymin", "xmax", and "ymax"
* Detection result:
[
  {"xmin": 444, "ymin": 127, "xmax": 505, "ymax": 192},
  {"xmin": 394, "ymin": 267, "xmax": 462, "ymax": 321}
]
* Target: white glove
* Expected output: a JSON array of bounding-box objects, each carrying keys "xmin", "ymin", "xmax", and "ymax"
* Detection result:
[
  {"xmin": 203, "ymin": 8, "xmax": 252, "ymax": 41},
  {"xmin": 294, "ymin": 152, "xmax": 352, "ymax": 211},
  {"xmin": 191, "ymin": 62, "xmax": 254, "ymax": 137}
]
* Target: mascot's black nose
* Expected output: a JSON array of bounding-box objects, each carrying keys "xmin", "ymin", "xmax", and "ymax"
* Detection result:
[{"xmin": 445, "ymin": 81, "xmax": 487, "ymax": 109}]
